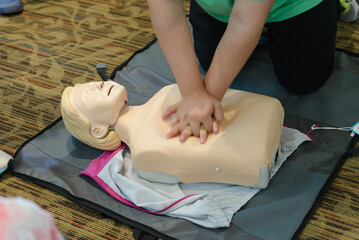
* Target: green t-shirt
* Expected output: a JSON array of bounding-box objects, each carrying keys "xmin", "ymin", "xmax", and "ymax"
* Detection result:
[{"xmin": 195, "ymin": 0, "xmax": 323, "ymax": 23}]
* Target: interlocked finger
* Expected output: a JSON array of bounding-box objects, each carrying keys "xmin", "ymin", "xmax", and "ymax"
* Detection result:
[
  {"xmin": 212, "ymin": 121, "xmax": 219, "ymax": 133},
  {"xmin": 179, "ymin": 125, "xmax": 192, "ymax": 142},
  {"xmin": 183, "ymin": 125, "xmax": 193, "ymax": 136},
  {"xmin": 199, "ymin": 125, "xmax": 207, "ymax": 144},
  {"xmin": 171, "ymin": 116, "xmax": 179, "ymax": 127}
]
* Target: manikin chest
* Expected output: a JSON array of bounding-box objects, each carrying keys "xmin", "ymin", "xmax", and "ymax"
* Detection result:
[{"xmin": 115, "ymin": 84, "xmax": 284, "ymax": 188}]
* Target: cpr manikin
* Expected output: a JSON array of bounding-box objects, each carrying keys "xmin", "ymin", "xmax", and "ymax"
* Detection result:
[{"xmin": 61, "ymin": 81, "xmax": 284, "ymax": 188}]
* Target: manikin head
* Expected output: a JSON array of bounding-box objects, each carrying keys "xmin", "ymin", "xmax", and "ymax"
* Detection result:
[{"xmin": 61, "ymin": 80, "xmax": 127, "ymax": 150}]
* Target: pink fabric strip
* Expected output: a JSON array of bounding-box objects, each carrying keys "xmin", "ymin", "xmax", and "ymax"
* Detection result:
[
  {"xmin": 152, "ymin": 194, "xmax": 197, "ymax": 214},
  {"xmin": 81, "ymin": 145, "xmax": 126, "ymax": 175},
  {"xmin": 79, "ymin": 145, "xmax": 197, "ymax": 214},
  {"xmin": 305, "ymin": 124, "xmax": 318, "ymax": 136}
]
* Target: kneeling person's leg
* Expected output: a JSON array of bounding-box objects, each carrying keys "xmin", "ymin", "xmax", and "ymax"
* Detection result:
[{"xmin": 267, "ymin": 0, "xmax": 340, "ymax": 94}]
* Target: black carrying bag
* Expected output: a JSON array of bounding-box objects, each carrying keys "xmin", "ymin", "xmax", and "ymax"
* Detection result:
[{"xmin": 11, "ymin": 39, "xmax": 359, "ymax": 240}]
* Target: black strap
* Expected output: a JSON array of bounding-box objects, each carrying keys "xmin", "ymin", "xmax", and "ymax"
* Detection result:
[
  {"xmin": 96, "ymin": 63, "xmax": 109, "ymax": 81},
  {"xmin": 348, "ymin": 146, "xmax": 359, "ymax": 157},
  {"xmin": 133, "ymin": 228, "xmax": 157, "ymax": 240}
]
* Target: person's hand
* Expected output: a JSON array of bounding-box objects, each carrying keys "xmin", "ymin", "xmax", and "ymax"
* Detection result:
[
  {"xmin": 162, "ymin": 91, "xmax": 224, "ymax": 143},
  {"xmin": 168, "ymin": 122, "xmax": 218, "ymax": 144}
]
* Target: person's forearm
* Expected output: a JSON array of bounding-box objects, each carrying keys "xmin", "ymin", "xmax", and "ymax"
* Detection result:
[
  {"xmin": 204, "ymin": 0, "xmax": 275, "ymax": 101},
  {"xmin": 204, "ymin": 21, "xmax": 262, "ymax": 100},
  {"xmin": 148, "ymin": 0, "xmax": 205, "ymax": 97}
]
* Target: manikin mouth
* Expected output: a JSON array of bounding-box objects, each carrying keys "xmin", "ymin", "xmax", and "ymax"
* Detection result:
[{"xmin": 108, "ymin": 85, "xmax": 114, "ymax": 96}]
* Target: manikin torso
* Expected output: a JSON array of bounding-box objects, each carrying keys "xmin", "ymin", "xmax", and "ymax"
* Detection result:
[{"xmin": 113, "ymin": 84, "xmax": 284, "ymax": 186}]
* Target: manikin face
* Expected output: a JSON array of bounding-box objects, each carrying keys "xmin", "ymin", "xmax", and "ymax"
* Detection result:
[{"xmin": 70, "ymin": 80, "xmax": 127, "ymax": 138}]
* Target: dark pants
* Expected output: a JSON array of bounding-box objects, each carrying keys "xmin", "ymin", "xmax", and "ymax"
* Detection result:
[{"xmin": 189, "ymin": 0, "xmax": 341, "ymax": 94}]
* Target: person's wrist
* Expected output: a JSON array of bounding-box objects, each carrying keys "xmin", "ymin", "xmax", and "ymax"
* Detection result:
[{"xmin": 180, "ymin": 84, "xmax": 207, "ymax": 99}]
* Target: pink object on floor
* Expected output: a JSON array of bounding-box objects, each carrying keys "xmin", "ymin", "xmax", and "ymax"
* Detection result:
[{"xmin": 0, "ymin": 196, "xmax": 65, "ymax": 240}]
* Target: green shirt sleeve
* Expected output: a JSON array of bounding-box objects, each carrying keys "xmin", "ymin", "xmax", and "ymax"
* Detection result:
[{"xmin": 195, "ymin": 0, "xmax": 323, "ymax": 23}]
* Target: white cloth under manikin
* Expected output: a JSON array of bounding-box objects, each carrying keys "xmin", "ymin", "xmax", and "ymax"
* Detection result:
[{"xmin": 80, "ymin": 126, "xmax": 312, "ymax": 228}]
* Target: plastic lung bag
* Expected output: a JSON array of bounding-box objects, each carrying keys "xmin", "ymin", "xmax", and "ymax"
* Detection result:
[{"xmin": 0, "ymin": 196, "xmax": 65, "ymax": 240}]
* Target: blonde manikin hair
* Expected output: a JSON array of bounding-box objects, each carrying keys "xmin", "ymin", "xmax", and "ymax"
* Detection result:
[{"xmin": 61, "ymin": 87, "xmax": 122, "ymax": 151}]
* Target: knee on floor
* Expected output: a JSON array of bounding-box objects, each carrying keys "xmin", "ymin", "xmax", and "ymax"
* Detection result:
[{"xmin": 276, "ymin": 69, "xmax": 332, "ymax": 95}]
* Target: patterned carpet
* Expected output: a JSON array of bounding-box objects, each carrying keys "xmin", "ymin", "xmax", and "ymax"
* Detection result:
[{"xmin": 0, "ymin": 0, "xmax": 358, "ymax": 239}]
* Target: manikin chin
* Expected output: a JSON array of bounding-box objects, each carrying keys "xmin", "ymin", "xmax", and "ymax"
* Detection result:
[{"xmin": 61, "ymin": 80, "xmax": 284, "ymax": 189}]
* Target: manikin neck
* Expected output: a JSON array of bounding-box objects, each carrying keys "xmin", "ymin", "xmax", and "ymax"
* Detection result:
[{"xmin": 114, "ymin": 105, "xmax": 135, "ymax": 146}]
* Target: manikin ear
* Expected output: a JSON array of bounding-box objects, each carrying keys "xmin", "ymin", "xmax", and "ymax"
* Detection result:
[{"xmin": 90, "ymin": 124, "xmax": 108, "ymax": 139}]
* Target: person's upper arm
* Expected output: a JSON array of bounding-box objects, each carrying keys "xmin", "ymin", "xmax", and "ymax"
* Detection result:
[
  {"xmin": 204, "ymin": 0, "xmax": 276, "ymax": 100},
  {"xmin": 147, "ymin": 0, "xmax": 184, "ymax": 25},
  {"xmin": 230, "ymin": 0, "xmax": 276, "ymax": 31}
]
